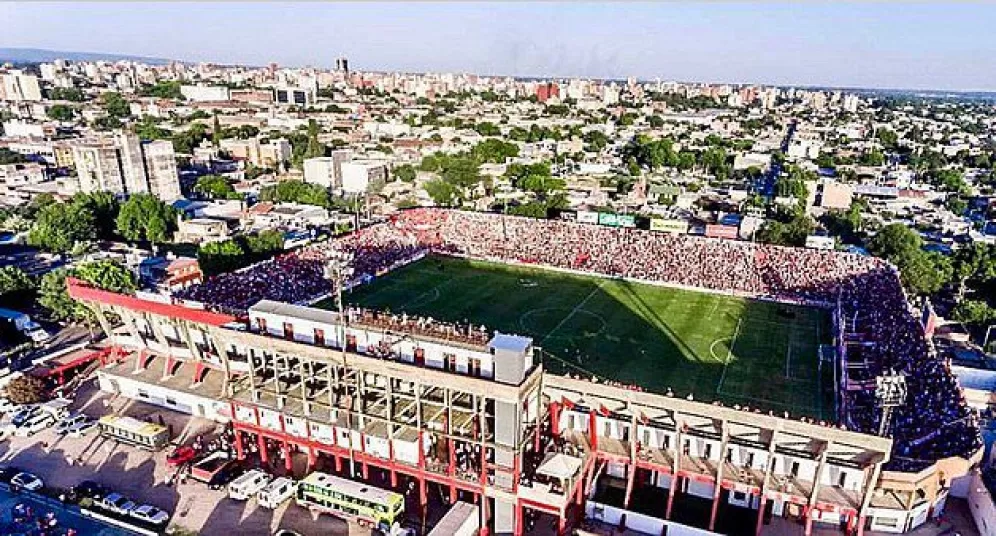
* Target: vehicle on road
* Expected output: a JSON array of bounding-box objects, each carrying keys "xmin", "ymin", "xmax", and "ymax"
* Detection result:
[
  {"xmin": 228, "ymin": 469, "xmax": 271, "ymax": 501},
  {"xmin": 166, "ymin": 445, "xmax": 198, "ymax": 466},
  {"xmin": 97, "ymin": 414, "xmax": 170, "ymax": 450},
  {"xmin": 65, "ymin": 418, "xmax": 97, "ymax": 437},
  {"xmin": 258, "ymin": 477, "xmax": 298, "ymax": 509},
  {"xmin": 100, "ymin": 493, "xmax": 137, "ymax": 515},
  {"xmin": 296, "ymin": 472, "xmax": 404, "ymax": 532},
  {"xmin": 130, "ymin": 504, "xmax": 170, "ymax": 525},
  {"xmin": 11, "ymin": 471, "xmax": 43, "ymax": 491}
]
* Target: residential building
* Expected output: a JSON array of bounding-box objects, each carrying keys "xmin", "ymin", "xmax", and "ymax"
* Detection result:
[
  {"xmin": 69, "ymin": 134, "xmax": 181, "ymax": 199},
  {"xmin": 0, "ymin": 71, "xmax": 42, "ymax": 101},
  {"xmin": 340, "ymin": 160, "xmax": 387, "ymax": 194},
  {"xmin": 303, "ymin": 150, "xmax": 351, "ymax": 188},
  {"xmin": 180, "ymin": 84, "xmax": 231, "ymax": 102}
]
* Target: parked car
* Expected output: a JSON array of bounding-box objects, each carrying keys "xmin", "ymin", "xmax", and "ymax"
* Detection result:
[
  {"xmin": 100, "ymin": 493, "xmax": 137, "ymax": 515},
  {"xmin": 69, "ymin": 480, "xmax": 107, "ymax": 503},
  {"xmin": 55, "ymin": 413, "xmax": 89, "ymax": 434},
  {"xmin": 0, "ymin": 466, "xmax": 20, "ymax": 484},
  {"xmin": 207, "ymin": 462, "xmax": 246, "ymax": 490},
  {"xmin": 0, "ymin": 397, "xmax": 21, "ymax": 414},
  {"xmin": 130, "ymin": 504, "xmax": 170, "ymax": 525},
  {"xmin": 14, "ymin": 412, "xmax": 55, "ymax": 436},
  {"xmin": 65, "ymin": 418, "xmax": 97, "ymax": 437},
  {"xmin": 228, "ymin": 469, "xmax": 270, "ymax": 501},
  {"xmin": 166, "ymin": 445, "xmax": 197, "ymax": 467},
  {"xmin": 11, "ymin": 472, "xmax": 43, "ymax": 491},
  {"xmin": 10, "ymin": 405, "xmax": 40, "ymax": 427}
]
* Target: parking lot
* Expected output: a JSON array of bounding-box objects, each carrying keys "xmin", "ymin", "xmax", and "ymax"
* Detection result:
[{"xmin": 0, "ymin": 380, "xmax": 371, "ymax": 536}]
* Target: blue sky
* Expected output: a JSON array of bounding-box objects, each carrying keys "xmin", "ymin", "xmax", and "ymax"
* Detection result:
[{"xmin": 3, "ymin": 2, "xmax": 996, "ymax": 91}]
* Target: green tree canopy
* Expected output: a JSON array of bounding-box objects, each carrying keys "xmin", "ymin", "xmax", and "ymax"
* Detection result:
[
  {"xmin": 0, "ymin": 266, "xmax": 35, "ymax": 302},
  {"xmin": 46, "ymin": 104, "xmax": 76, "ymax": 122},
  {"xmin": 470, "ymin": 139, "xmax": 519, "ymax": 164},
  {"xmin": 72, "ymin": 191, "xmax": 120, "ymax": 241},
  {"xmin": 259, "ymin": 180, "xmax": 331, "ymax": 207},
  {"xmin": 38, "ymin": 260, "xmax": 137, "ymax": 322},
  {"xmin": 867, "ymin": 223, "xmax": 952, "ymax": 295},
  {"xmin": 425, "ymin": 180, "xmax": 460, "ymax": 207},
  {"xmin": 101, "ymin": 92, "xmax": 131, "ymax": 118},
  {"xmin": 393, "ymin": 164, "xmax": 417, "ymax": 183},
  {"xmin": 27, "ymin": 202, "xmax": 97, "ymax": 253},
  {"xmin": 194, "ymin": 175, "xmax": 240, "ymax": 200},
  {"xmin": 116, "ymin": 194, "xmax": 177, "ymax": 244}
]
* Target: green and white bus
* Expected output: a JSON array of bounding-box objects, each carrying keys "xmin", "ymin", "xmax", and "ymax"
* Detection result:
[{"xmin": 296, "ymin": 472, "xmax": 404, "ymax": 531}]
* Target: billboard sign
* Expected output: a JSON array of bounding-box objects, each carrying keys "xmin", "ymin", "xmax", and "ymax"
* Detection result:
[
  {"xmin": 650, "ymin": 219, "xmax": 689, "ymax": 234},
  {"xmin": 598, "ymin": 212, "xmax": 619, "ymax": 227},
  {"xmin": 705, "ymin": 224, "xmax": 739, "ymax": 239},
  {"xmin": 577, "ymin": 211, "xmax": 598, "ymax": 224}
]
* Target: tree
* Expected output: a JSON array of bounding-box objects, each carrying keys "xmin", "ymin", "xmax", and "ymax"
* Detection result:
[
  {"xmin": 28, "ymin": 202, "xmax": 97, "ymax": 253},
  {"xmin": 116, "ymin": 194, "xmax": 176, "ymax": 244},
  {"xmin": 951, "ymin": 299, "xmax": 996, "ymax": 326},
  {"xmin": 0, "ymin": 266, "xmax": 34, "ymax": 299},
  {"xmin": 38, "ymin": 260, "xmax": 136, "ymax": 323},
  {"xmin": 195, "ymin": 175, "xmax": 240, "ymax": 200},
  {"xmin": 48, "ymin": 87, "xmax": 85, "ymax": 102},
  {"xmin": 876, "ymin": 128, "xmax": 899, "ymax": 150},
  {"xmin": 424, "ymin": 180, "xmax": 460, "ymax": 207},
  {"xmin": 647, "ymin": 115, "xmax": 665, "ymax": 128},
  {"xmin": 72, "ymin": 191, "xmax": 120, "ymax": 241},
  {"xmin": 470, "ymin": 139, "xmax": 519, "ymax": 164},
  {"xmin": 76, "ymin": 260, "xmax": 139, "ymax": 294},
  {"xmin": 212, "ymin": 114, "xmax": 222, "ymax": 147},
  {"xmin": 867, "ymin": 224, "xmax": 951, "ymax": 295},
  {"xmin": 0, "ymin": 149, "xmax": 27, "ymax": 165},
  {"xmin": 46, "ymin": 104, "xmax": 75, "ymax": 122},
  {"xmin": 474, "ymin": 122, "xmax": 501, "ymax": 136},
  {"xmin": 305, "ymin": 118, "xmax": 324, "ymax": 159},
  {"xmin": 756, "ymin": 213, "xmax": 815, "ymax": 246},
  {"xmin": 138, "ymin": 81, "xmax": 183, "ymax": 100},
  {"xmin": 945, "ymin": 196, "xmax": 968, "ymax": 215},
  {"xmin": 259, "ymin": 180, "xmax": 331, "ymax": 207},
  {"xmin": 4, "ymin": 376, "xmax": 48, "ymax": 405},
  {"xmin": 393, "ymin": 164, "xmax": 417, "ymax": 183},
  {"xmin": 101, "ymin": 92, "xmax": 130, "ymax": 118},
  {"xmin": 197, "ymin": 239, "xmax": 247, "ymax": 275}
]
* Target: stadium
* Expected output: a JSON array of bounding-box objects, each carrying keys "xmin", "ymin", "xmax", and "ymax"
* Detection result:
[{"xmin": 72, "ymin": 208, "xmax": 982, "ymax": 536}]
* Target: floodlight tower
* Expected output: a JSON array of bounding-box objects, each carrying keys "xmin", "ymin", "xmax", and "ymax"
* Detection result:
[
  {"xmin": 875, "ymin": 369, "xmax": 907, "ymax": 437},
  {"xmin": 324, "ymin": 250, "xmax": 356, "ymax": 474}
]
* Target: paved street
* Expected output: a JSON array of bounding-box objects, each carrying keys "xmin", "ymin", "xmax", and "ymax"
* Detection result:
[{"xmin": 0, "ymin": 381, "xmax": 369, "ymax": 536}]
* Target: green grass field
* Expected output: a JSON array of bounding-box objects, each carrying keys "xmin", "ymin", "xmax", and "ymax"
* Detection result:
[{"xmin": 327, "ymin": 256, "xmax": 833, "ymax": 419}]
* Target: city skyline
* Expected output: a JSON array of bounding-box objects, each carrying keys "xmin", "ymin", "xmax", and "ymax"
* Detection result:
[{"xmin": 3, "ymin": 2, "xmax": 996, "ymax": 92}]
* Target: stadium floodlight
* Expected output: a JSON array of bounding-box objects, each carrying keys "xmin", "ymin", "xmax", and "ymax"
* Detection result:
[
  {"xmin": 875, "ymin": 369, "xmax": 907, "ymax": 437},
  {"xmin": 325, "ymin": 250, "xmax": 357, "ymax": 475}
]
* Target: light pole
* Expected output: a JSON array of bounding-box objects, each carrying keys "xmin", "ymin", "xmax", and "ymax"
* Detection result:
[
  {"xmin": 325, "ymin": 251, "xmax": 356, "ymax": 475},
  {"xmin": 875, "ymin": 370, "xmax": 907, "ymax": 437}
]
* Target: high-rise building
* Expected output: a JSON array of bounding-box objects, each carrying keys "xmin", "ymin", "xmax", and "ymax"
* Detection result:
[
  {"xmin": 303, "ymin": 150, "xmax": 351, "ymax": 188},
  {"xmin": 0, "ymin": 71, "xmax": 43, "ymax": 101},
  {"xmin": 70, "ymin": 134, "xmax": 180, "ymax": 200},
  {"xmin": 142, "ymin": 140, "xmax": 181, "ymax": 201}
]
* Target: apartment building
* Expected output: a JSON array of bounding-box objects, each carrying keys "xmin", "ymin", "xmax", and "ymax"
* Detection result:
[
  {"xmin": 70, "ymin": 134, "xmax": 181, "ymax": 200},
  {"xmin": 341, "ymin": 160, "xmax": 388, "ymax": 194},
  {"xmin": 0, "ymin": 70, "xmax": 43, "ymax": 101},
  {"xmin": 303, "ymin": 150, "xmax": 351, "ymax": 188}
]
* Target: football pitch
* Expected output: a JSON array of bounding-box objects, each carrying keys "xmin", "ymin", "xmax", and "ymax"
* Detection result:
[{"xmin": 329, "ymin": 256, "xmax": 834, "ymax": 420}]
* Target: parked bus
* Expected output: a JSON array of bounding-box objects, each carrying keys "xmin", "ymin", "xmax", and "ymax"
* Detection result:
[
  {"xmin": 296, "ymin": 472, "xmax": 404, "ymax": 531},
  {"xmin": 97, "ymin": 415, "xmax": 170, "ymax": 451}
]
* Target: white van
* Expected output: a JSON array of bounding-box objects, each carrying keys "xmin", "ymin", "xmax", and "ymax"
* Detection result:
[
  {"xmin": 257, "ymin": 477, "xmax": 297, "ymax": 509},
  {"xmin": 228, "ymin": 469, "xmax": 270, "ymax": 501}
]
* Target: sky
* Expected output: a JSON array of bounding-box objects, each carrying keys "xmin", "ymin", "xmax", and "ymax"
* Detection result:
[{"xmin": 3, "ymin": 2, "xmax": 996, "ymax": 91}]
